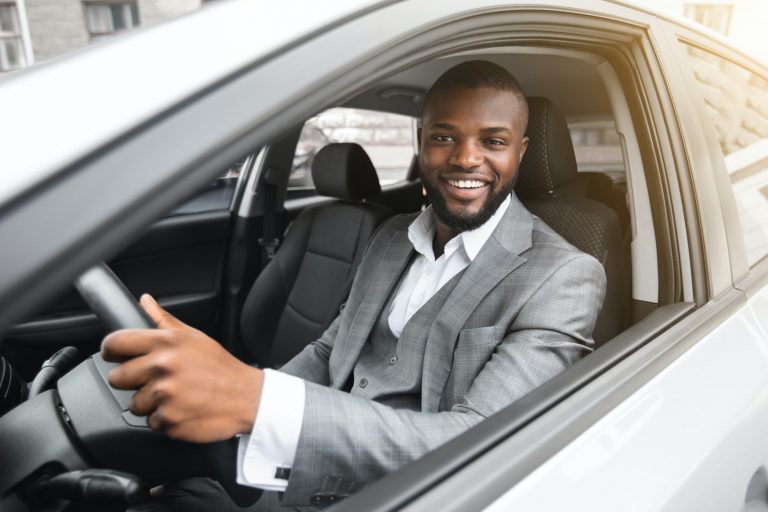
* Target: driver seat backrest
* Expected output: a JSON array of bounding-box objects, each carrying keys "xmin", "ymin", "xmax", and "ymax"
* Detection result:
[
  {"xmin": 515, "ymin": 97, "xmax": 629, "ymax": 345},
  {"xmin": 240, "ymin": 143, "xmax": 392, "ymax": 367}
]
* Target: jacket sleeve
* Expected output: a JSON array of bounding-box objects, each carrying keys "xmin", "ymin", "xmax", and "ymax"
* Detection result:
[
  {"xmin": 278, "ymin": 314, "xmax": 340, "ymax": 386},
  {"xmin": 280, "ymin": 252, "xmax": 606, "ymax": 505}
]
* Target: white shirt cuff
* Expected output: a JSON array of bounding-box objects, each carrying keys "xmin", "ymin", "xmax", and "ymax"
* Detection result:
[{"xmin": 236, "ymin": 368, "xmax": 306, "ymax": 491}]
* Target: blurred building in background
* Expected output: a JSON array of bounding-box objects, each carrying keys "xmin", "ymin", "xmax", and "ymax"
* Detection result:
[{"xmin": 0, "ymin": 0, "xmax": 203, "ymax": 73}]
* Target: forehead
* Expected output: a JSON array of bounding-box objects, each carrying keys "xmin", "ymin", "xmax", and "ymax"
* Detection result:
[{"xmin": 422, "ymin": 87, "xmax": 524, "ymax": 130}]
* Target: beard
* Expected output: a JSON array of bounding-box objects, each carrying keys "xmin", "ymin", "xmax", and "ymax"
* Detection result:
[{"xmin": 422, "ymin": 175, "xmax": 516, "ymax": 232}]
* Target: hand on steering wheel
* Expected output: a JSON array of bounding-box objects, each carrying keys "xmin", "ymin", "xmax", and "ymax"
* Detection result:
[{"xmin": 102, "ymin": 294, "xmax": 264, "ymax": 443}]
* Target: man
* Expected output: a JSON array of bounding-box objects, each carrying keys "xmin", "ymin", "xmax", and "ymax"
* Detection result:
[{"xmin": 107, "ymin": 60, "xmax": 606, "ymax": 510}]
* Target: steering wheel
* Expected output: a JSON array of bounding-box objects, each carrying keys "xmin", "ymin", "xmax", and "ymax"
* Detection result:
[{"xmin": 0, "ymin": 263, "xmax": 261, "ymax": 510}]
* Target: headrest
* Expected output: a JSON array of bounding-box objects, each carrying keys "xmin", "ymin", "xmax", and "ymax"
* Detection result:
[
  {"xmin": 515, "ymin": 97, "xmax": 578, "ymax": 197},
  {"xmin": 312, "ymin": 143, "xmax": 381, "ymax": 200}
]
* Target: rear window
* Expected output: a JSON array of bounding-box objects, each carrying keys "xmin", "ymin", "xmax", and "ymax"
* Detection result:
[
  {"xmin": 289, "ymin": 108, "xmax": 416, "ymax": 190},
  {"xmin": 682, "ymin": 43, "xmax": 768, "ymax": 266}
]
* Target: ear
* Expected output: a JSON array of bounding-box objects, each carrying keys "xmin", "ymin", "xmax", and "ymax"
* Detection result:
[{"xmin": 518, "ymin": 136, "xmax": 529, "ymax": 163}]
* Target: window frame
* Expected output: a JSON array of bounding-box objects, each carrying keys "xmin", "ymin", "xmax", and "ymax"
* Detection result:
[{"xmin": 0, "ymin": 2, "xmax": 24, "ymax": 72}]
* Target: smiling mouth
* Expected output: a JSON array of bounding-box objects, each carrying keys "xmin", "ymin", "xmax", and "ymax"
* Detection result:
[{"xmin": 446, "ymin": 179, "xmax": 488, "ymax": 189}]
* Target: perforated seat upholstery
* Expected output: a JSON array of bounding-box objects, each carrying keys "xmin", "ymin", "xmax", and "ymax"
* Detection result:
[
  {"xmin": 516, "ymin": 97, "xmax": 628, "ymax": 344},
  {"xmin": 241, "ymin": 143, "xmax": 392, "ymax": 367}
]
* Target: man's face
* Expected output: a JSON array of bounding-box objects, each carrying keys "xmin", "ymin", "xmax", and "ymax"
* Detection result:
[{"xmin": 418, "ymin": 86, "xmax": 529, "ymax": 233}]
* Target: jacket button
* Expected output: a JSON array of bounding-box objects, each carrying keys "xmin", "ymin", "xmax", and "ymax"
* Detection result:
[
  {"xmin": 359, "ymin": 378, "xmax": 368, "ymax": 388},
  {"xmin": 389, "ymin": 356, "xmax": 398, "ymax": 365}
]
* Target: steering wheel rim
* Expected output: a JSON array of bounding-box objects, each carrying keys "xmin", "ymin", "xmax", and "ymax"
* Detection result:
[
  {"xmin": 68, "ymin": 263, "xmax": 262, "ymax": 507},
  {"xmin": 74, "ymin": 263, "xmax": 155, "ymax": 331}
]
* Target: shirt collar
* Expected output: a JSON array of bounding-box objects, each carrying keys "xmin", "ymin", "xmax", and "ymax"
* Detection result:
[{"xmin": 407, "ymin": 194, "xmax": 511, "ymax": 262}]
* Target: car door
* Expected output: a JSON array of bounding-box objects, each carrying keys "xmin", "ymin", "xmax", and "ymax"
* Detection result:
[
  {"xmin": 328, "ymin": 4, "xmax": 768, "ymax": 512},
  {"xmin": 2, "ymin": 165, "xmax": 245, "ymax": 379},
  {"xmin": 476, "ymin": 27, "xmax": 768, "ymax": 510}
]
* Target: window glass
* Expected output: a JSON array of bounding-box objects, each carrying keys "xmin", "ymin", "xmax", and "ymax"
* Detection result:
[
  {"xmin": 85, "ymin": 2, "xmax": 140, "ymax": 40},
  {"xmin": 568, "ymin": 120, "xmax": 624, "ymax": 173},
  {"xmin": 290, "ymin": 108, "xmax": 415, "ymax": 190},
  {"xmin": 0, "ymin": 3, "xmax": 18, "ymax": 32},
  {"xmin": 683, "ymin": 43, "xmax": 768, "ymax": 266}
]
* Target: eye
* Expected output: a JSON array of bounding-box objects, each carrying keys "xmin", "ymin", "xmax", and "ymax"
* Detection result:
[
  {"xmin": 483, "ymin": 138, "xmax": 507, "ymax": 147},
  {"xmin": 431, "ymin": 134, "xmax": 454, "ymax": 143}
]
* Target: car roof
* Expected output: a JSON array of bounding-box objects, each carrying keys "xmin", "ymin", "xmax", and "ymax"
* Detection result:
[{"xmin": 0, "ymin": 0, "xmax": 393, "ymax": 209}]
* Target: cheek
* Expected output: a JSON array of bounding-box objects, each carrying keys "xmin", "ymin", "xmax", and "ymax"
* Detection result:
[
  {"xmin": 419, "ymin": 150, "xmax": 442, "ymax": 176},
  {"xmin": 489, "ymin": 154, "xmax": 519, "ymax": 183}
]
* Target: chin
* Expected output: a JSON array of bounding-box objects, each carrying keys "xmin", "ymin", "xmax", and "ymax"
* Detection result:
[{"xmin": 435, "ymin": 207, "xmax": 489, "ymax": 232}]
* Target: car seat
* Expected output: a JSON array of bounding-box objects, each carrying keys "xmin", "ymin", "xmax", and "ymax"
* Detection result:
[
  {"xmin": 240, "ymin": 143, "xmax": 392, "ymax": 367},
  {"xmin": 516, "ymin": 97, "xmax": 629, "ymax": 345}
]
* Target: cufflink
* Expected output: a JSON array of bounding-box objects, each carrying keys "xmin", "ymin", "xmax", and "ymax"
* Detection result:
[{"xmin": 274, "ymin": 466, "xmax": 291, "ymax": 480}]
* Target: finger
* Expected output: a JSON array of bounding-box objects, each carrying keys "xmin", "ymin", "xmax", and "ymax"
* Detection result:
[
  {"xmin": 140, "ymin": 294, "xmax": 190, "ymax": 331},
  {"xmin": 129, "ymin": 380, "xmax": 168, "ymax": 416},
  {"xmin": 107, "ymin": 353, "xmax": 164, "ymax": 390},
  {"xmin": 101, "ymin": 329, "xmax": 170, "ymax": 361},
  {"xmin": 147, "ymin": 408, "xmax": 167, "ymax": 433}
]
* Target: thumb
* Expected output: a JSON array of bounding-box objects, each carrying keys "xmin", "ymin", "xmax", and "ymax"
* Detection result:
[{"xmin": 140, "ymin": 294, "xmax": 188, "ymax": 330}]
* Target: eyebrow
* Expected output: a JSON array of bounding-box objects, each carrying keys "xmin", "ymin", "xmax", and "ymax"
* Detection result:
[
  {"xmin": 480, "ymin": 127, "xmax": 513, "ymax": 135},
  {"xmin": 429, "ymin": 123, "xmax": 513, "ymax": 135}
]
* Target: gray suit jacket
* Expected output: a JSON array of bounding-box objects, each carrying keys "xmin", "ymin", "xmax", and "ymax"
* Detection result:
[{"xmin": 279, "ymin": 194, "xmax": 606, "ymax": 505}]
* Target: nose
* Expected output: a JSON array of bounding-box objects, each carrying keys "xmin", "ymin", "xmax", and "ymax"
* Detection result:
[{"xmin": 448, "ymin": 140, "xmax": 483, "ymax": 169}]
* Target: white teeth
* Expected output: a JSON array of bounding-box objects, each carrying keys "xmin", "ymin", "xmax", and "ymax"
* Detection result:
[{"xmin": 448, "ymin": 179, "xmax": 486, "ymax": 189}]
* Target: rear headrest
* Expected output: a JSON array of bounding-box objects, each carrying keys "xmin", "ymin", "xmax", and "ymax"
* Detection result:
[
  {"xmin": 515, "ymin": 97, "xmax": 578, "ymax": 197},
  {"xmin": 312, "ymin": 143, "xmax": 381, "ymax": 200}
]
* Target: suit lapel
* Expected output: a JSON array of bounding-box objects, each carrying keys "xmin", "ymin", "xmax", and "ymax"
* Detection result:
[
  {"xmin": 421, "ymin": 195, "xmax": 534, "ymax": 411},
  {"xmin": 331, "ymin": 228, "xmax": 414, "ymax": 389}
]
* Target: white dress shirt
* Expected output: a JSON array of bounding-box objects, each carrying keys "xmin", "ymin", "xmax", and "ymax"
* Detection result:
[{"xmin": 237, "ymin": 195, "xmax": 511, "ymax": 491}]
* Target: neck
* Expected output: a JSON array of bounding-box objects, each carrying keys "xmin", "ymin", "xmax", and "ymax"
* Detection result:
[{"xmin": 432, "ymin": 222, "xmax": 460, "ymax": 258}]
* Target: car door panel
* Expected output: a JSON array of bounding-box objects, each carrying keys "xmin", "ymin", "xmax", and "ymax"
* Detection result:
[
  {"xmin": 482, "ymin": 292, "xmax": 768, "ymax": 512},
  {"xmin": 5, "ymin": 208, "xmax": 232, "ymax": 379}
]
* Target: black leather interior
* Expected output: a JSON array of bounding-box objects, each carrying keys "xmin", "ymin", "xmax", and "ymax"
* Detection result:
[
  {"xmin": 241, "ymin": 143, "xmax": 392, "ymax": 367},
  {"xmin": 516, "ymin": 97, "xmax": 629, "ymax": 344},
  {"xmin": 313, "ymin": 143, "xmax": 382, "ymax": 200}
]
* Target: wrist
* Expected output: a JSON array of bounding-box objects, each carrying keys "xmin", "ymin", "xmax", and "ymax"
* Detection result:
[{"xmin": 237, "ymin": 365, "xmax": 264, "ymax": 434}]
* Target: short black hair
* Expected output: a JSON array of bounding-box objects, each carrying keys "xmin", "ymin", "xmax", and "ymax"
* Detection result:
[{"xmin": 422, "ymin": 60, "xmax": 528, "ymax": 131}]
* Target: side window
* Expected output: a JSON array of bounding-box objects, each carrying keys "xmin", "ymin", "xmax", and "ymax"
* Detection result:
[
  {"xmin": 568, "ymin": 120, "xmax": 624, "ymax": 174},
  {"xmin": 682, "ymin": 44, "xmax": 768, "ymax": 266},
  {"xmin": 169, "ymin": 158, "xmax": 244, "ymax": 216},
  {"xmin": 289, "ymin": 108, "xmax": 416, "ymax": 191}
]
